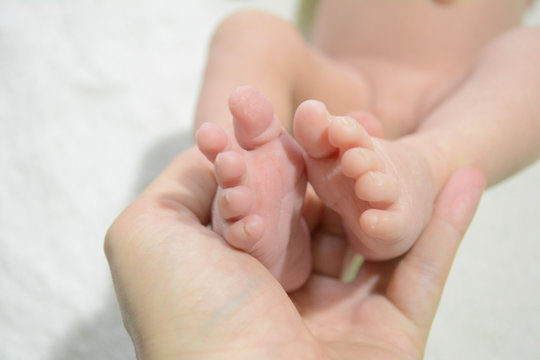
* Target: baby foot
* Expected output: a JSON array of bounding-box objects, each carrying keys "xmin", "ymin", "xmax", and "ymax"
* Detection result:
[
  {"xmin": 293, "ymin": 100, "xmax": 435, "ymax": 260},
  {"xmin": 196, "ymin": 86, "xmax": 311, "ymax": 291}
]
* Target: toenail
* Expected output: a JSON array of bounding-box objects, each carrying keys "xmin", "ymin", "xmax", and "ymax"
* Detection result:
[
  {"xmin": 244, "ymin": 215, "xmax": 263, "ymax": 240},
  {"xmin": 336, "ymin": 116, "xmax": 354, "ymax": 127},
  {"xmin": 215, "ymin": 152, "xmax": 227, "ymax": 166},
  {"xmin": 369, "ymin": 172, "xmax": 383, "ymax": 187},
  {"xmin": 369, "ymin": 214, "xmax": 379, "ymax": 230},
  {"xmin": 356, "ymin": 148, "xmax": 369, "ymax": 161},
  {"xmin": 244, "ymin": 218, "xmax": 260, "ymax": 238}
]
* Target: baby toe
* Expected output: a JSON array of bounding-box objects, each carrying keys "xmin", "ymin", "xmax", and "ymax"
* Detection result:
[
  {"xmin": 341, "ymin": 147, "xmax": 385, "ymax": 178},
  {"xmin": 215, "ymin": 151, "xmax": 247, "ymax": 188},
  {"xmin": 229, "ymin": 86, "xmax": 282, "ymax": 151},
  {"xmin": 328, "ymin": 115, "xmax": 373, "ymax": 151},
  {"xmin": 223, "ymin": 214, "xmax": 264, "ymax": 252},
  {"xmin": 218, "ymin": 186, "xmax": 254, "ymax": 220},
  {"xmin": 354, "ymin": 171, "xmax": 398, "ymax": 203},
  {"xmin": 293, "ymin": 100, "xmax": 336, "ymax": 159},
  {"xmin": 360, "ymin": 209, "xmax": 404, "ymax": 241},
  {"xmin": 196, "ymin": 122, "xmax": 229, "ymax": 162},
  {"xmin": 359, "ymin": 209, "xmax": 411, "ymax": 259}
]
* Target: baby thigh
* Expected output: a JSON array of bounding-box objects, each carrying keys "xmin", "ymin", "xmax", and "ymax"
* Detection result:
[{"xmin": 195, "ymin": 10, "xmax": 370, "ymax": 131}]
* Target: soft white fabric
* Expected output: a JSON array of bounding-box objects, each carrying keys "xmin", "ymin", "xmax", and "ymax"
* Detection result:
[{"xmin": 1, "ymin": 1, "xmax": 539, "ymax": 359}]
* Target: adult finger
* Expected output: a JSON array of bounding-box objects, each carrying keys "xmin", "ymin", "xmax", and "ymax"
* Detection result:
[
  {"xmin": 141, "ymin": 146, "xmax": 217, "ymax": 224},
  {"xmin": 104, "ymin": 146, "xmax": 217, "ymax": 266},
  {"xmin": 103, "ymin": 147, "xmax": 306, "ymax": 358},
  {"xmin": 385, "ymin": 167, "xmax": 485, "ymax": 335}
]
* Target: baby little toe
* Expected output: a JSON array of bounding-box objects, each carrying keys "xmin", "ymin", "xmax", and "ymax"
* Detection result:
[
  {"xmin": 359, "ymin": 209, "xmax": 411, "ymax": 259},
  {"xmin": 360, "ymin": 209, "xmax": 405, "ymax": 241}
]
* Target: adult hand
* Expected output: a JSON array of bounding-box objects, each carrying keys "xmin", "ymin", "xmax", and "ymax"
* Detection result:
[{"xmin": 105, "ymin": 146, "xmax": 485, "ymax": 360}]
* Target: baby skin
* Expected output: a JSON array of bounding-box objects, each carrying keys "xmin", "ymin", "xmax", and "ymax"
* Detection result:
[
  {"xmin": 198, "ymin": 86, "xmax": 434, "ymax": 291},
  {"xmin": 195, "ymin": 0, "xmax": 540, "ymax": 289},
  {"xmin": 197, "ymin": 86, "xmax": 311, "ymax": 291},
  {"xmin": 293, "ymin": 100, "xmax": 434, "ymax": 260}
]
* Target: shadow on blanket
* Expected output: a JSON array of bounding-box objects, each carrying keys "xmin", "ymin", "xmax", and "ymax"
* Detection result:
[{"xmin": 49, "ymin": 131, "xmax": 193, "ymax": 359}]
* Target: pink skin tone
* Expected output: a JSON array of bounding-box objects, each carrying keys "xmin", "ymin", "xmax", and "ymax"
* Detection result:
[
  {"xmin": 197, "ymin": 86, "xmax": 414, "ymax": 290},
  {"xmin": 293, "ymin": 100, "xmax": 434, "ymax": 260},
  {"xmin": 195, "ymin": 0, "xmax": 540, "ymax": 289},
  {"xmin": 197, "ymin": 87, "xmax": 311, "ymax": 291}
]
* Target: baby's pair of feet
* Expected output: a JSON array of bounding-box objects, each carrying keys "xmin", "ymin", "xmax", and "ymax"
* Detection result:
[{"xmin": 197, "ymin": 86, "xmax": 435, "ymax": 291}]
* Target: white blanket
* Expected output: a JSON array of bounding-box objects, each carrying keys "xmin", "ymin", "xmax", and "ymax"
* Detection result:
[{"xmin": 1, "ymin": 1, "xmax": 539, "ymax": 359}]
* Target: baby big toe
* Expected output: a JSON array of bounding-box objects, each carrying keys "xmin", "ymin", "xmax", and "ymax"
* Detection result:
[
  {"xmin": 229, "ymin": 86, "xmax": 282, "ymax": 151},
  {"xmin": 215, "ymin": 151, "xmax": 246, "ymax": 188},
  {"xmin": 354, "ymin": 171, "xmax": 398, "ymax": 203},
  {"xmin": 293, "ymin": 100, "xmax": 336, "ymax": 159}
]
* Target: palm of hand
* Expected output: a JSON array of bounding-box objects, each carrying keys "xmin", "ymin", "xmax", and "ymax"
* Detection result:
[
  {"xmin": 292, "ymin": 267, "xmax": 424, "ymax": 360},
  {"xmin": 118, "ymin": 217, "xmax": 424, "ymax": 359},
  {"xmin": 105, "ymin": 148, "xmax": 483, "ymax": 360}
]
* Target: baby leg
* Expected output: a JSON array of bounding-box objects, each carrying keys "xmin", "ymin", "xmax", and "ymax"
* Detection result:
[
  {"xmin": 197, "ymin": 86, "xmax": 310, "ymax": 291},
  {"xmin": 194, "ymin": 10, "xmax": 372, "ymax": 283},
  {"xmin": 406, "ymin": 27, "xmax": 540, "ymax": 189},
  {"xmin": 195, "ymin": 10, "xmax": 370, "ymax": 132}
]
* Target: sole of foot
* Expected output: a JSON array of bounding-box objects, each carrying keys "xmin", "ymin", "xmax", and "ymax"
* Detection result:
[
  {"xmin": 197, "ymin": 86, "xmax": 312, "ymax": 291},
  {"xmin": 293, "ymin": 99, "xmax": 435, "ymax": 260}
]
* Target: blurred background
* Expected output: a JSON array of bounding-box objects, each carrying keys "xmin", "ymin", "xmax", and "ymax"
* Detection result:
[{"xmin": 1, "ymin": 1, "xmax": 539, "ymax": 359}]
